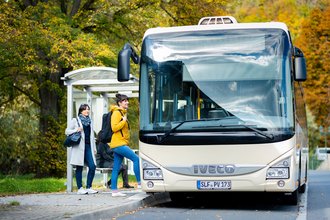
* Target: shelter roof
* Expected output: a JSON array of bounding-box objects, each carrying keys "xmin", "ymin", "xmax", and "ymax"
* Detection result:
[{"xmin": 62, "ymin": 66, "xmax": 139, "ymax": 97}]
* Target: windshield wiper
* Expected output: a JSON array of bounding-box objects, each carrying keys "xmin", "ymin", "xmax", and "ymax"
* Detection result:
[
  {"xmin": 221, "ymin": 124, "xmax": 274, "ymax": 140},
  {"xmin": 158, "ymin": 119, "xmax": 213, "ymax": 143},
  {"xmin": 158, "ymin": 121, "xmax": 185, "ymax": 143},
  {"xmin": 213, "ymin": 110, "xmax": 274, "ymax": 140}
]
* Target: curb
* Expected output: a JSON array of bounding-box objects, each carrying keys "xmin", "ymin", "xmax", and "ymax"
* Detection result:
[
  {"xmin": 71, "ymin": 192, "xmax": 170, "ymax": 219},
  {"xmin": 296, "ymin": 183, "xmax": 308, "ymax": 220}
]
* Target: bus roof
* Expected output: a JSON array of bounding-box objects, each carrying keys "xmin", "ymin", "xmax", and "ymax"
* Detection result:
[{"xmin": 143, "ymin": 22, "xmax": 289, "ymax": 39}]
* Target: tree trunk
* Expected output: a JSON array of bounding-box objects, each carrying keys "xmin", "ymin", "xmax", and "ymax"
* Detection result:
[
  {"xmin": 70, "ymin": 0, "xmax": 81, "ymax": 17},
  {"xmin": 38, "ymin": 71, "xmax": 63, "ymax": 134}
]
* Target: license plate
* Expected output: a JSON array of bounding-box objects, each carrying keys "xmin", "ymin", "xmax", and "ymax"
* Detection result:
[{"xmin": 197, "ymin": 180, "xmax": 231, "ymax": 190}]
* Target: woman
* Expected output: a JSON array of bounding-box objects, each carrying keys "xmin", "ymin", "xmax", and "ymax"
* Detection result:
[
  {"xmin": 109, "ymin": 94, "xmax": 141, "ymax": 197},
  {"xmin": 65, "ymin": 104, "xmax": 98, "ymax": 195}
]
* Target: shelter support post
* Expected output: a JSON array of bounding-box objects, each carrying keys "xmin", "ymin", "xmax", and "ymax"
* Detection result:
[
  {"xmin": 66, "ymin": 83, "xmax": 73, "ymax": 192},
  {"xmin": 101, "ymin": 93, "xmax": 109, "ymax": 114},
  {"xmin": 86, "ymin": 87, "xmax": 93, "ymax": 116}
]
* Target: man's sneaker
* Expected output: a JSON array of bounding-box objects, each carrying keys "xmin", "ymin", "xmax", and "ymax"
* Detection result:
[
  {"xmin": 77, "ymin": 187, "xmax": 88, "ymax": 195},
  {"xmin": 86, "ymin": 188, "xmax": 98, "ymax": 194},
  {"xmin": 137, "ymin": 185, "xmax": 142, "ymax": 189},
  {"xmin": 112, "ymin": 191, "xmax": 127, "ymax": 197}
]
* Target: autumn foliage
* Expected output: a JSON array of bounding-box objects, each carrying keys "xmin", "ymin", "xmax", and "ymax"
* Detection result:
[{"xmin": 295, "ymin": 6, "xmax": 330, "ymax": 126}]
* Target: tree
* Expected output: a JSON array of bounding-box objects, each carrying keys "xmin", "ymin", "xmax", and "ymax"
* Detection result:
[
  {"xmin": 295, "ymin": 5, "xmax": 330, "ymax": 127},
  {"xmin": 158, "ymin": 0, "xmax": 230, "ymax": 26},
  {"xmin": 307, "ymin": 107, "xmax": 321, "ymax": 154},
  {"xmin": 0, "ymin": 1, "xmax": 116, "ymax": 176},
  {"xmin": 233, "ymin": 0, "xmax": 305, "ymax": 39}
]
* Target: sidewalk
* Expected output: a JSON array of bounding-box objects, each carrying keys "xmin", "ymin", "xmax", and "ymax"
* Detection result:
[{"xmin": 0, "ymin": 189, "xmax": 169, "ymax": 220}]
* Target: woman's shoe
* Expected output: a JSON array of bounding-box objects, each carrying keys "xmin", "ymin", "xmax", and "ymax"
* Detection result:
[
  {"xmin": 77, "ymin": 187, "xmax": 88, "ymax": 195},
  {"xmin": 112, "ymin": 191, "xmax": 127, "ymax": 197},
  {"xmin": 86, "ymin": 188, "xmax": 98, "ymax": 194}
]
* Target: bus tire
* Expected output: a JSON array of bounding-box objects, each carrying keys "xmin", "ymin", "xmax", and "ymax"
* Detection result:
[
  {"xmin": 285, "ymin": 189, "xmax": 298, "ymax": 205},
  {"xmin": 299, "ymin": 183, "xmax": 306, "ymax": 193},
  {"xmin": 299, "ymin": 162, "xmax": 308, "ymax": 194}
]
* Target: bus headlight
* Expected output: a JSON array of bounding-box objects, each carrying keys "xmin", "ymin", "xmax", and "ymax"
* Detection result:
[
  {"xmin": 142, "ymin": 159, "xmax": 163, "ymax": 180},
  {"xmin": 266, "ymin": 157, "xmax": 290, "ymax": 179},
  {"xmin": 144, "ymin": 169, "xmax": 163, "ymax": 180},
  {"xmin": 266, "ymin": 167, "xmax": 289, "ymax": 179}
]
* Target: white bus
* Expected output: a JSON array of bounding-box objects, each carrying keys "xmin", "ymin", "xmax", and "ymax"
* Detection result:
[{"xmin": 118, "ymin": 16, "xmax": 308, "ymax": 205}]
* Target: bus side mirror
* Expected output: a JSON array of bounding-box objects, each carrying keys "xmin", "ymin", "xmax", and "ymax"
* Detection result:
[
  {"xmin": 294, "ymin": 47, "xmax": 307, "ymax": 81},
  {"xmin": 117, "ymin": 43, "xmax": 139, "ymax": 82}
]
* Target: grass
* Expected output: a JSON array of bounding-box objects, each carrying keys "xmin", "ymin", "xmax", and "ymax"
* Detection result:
[
  {"xmin": 0, "ymin": 174, "xmax": 67, "ymax": 196},
  {"xmin": 0, "ymin": 200, "xmax": 20, "ymax": 210},
  {"xmin": 8, "ymin": 201, "xmax": 20, "ymax": 206},
  {"xmin": 90, "ymin": 173, "xmax": 138, "ymax": 190},
  {"xmin": 0, "ymin": 173, "xmax": 138, "ymax": 196},
  {"xmin": 309, "ymin": 155, "xmax": 324, "ymax": 170}
]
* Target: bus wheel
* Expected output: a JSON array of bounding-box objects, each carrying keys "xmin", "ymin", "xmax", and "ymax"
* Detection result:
[
  {"xmin": 299, "ymin": 183, "xmax": 306, "ymax": 193},
  {"xmin": 285, "ymin": 189, "xmax": 298, "ymax": 205},
  {"xmin": 299, "ymin": 163, "xmax": 308, "ymax": 194}
]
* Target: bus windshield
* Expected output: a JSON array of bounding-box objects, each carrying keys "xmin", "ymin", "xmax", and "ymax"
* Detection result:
[{"xmin": 139, "ymin": 29, "xmax": 294, "ymax": 135}]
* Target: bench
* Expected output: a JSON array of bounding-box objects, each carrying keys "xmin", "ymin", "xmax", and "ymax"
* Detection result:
[
  {"xmin": 95, "ymin": 167, "xmax": 113, "ymax": 187},
  {"xmin": 72, "ymin": 166, "xmax": 112, "ymax": 188}
]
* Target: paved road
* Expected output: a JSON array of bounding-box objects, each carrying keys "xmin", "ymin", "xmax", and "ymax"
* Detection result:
[
  {"xmin": 307, "ymin": 158, "xmax": 330, "ymax": 220},
  {"xmin": 115, "ymin": 192, "xmax": 301, "ymax": 220}
]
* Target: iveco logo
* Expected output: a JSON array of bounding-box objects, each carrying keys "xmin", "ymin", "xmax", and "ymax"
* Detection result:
[{"xmin": 193, "ymin": 165, "xmax": 235, "ymax": 175}]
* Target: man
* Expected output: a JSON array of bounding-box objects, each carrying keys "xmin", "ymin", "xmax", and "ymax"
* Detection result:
[{"xmin": 96, "ymin": 138, "xmax": 134, "ymax": 188}]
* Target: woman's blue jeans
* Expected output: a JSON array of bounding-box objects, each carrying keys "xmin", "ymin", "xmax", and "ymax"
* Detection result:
[
  {"xmin": 75, "ymin": 144, "xmax": 96, "ymax": 189},
  {"xmin": 111, "ymin": 146, "xmax": 140, "ymax": 190}
]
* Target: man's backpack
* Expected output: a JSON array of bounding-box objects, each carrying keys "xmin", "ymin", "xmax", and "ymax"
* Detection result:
[{"xmin": 99, "ymin": 111, "xmax": 123, "ymax": 144}]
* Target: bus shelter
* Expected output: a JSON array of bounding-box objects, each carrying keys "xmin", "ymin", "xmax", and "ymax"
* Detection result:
[{"xmin": 62, "ymin": 66, "xmax": 139, "ymax": 192}]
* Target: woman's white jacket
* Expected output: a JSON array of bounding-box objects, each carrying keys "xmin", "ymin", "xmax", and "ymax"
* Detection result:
[{"xmin": 65, "ymin": 118, "xmax": 96, "ymax": 166}]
